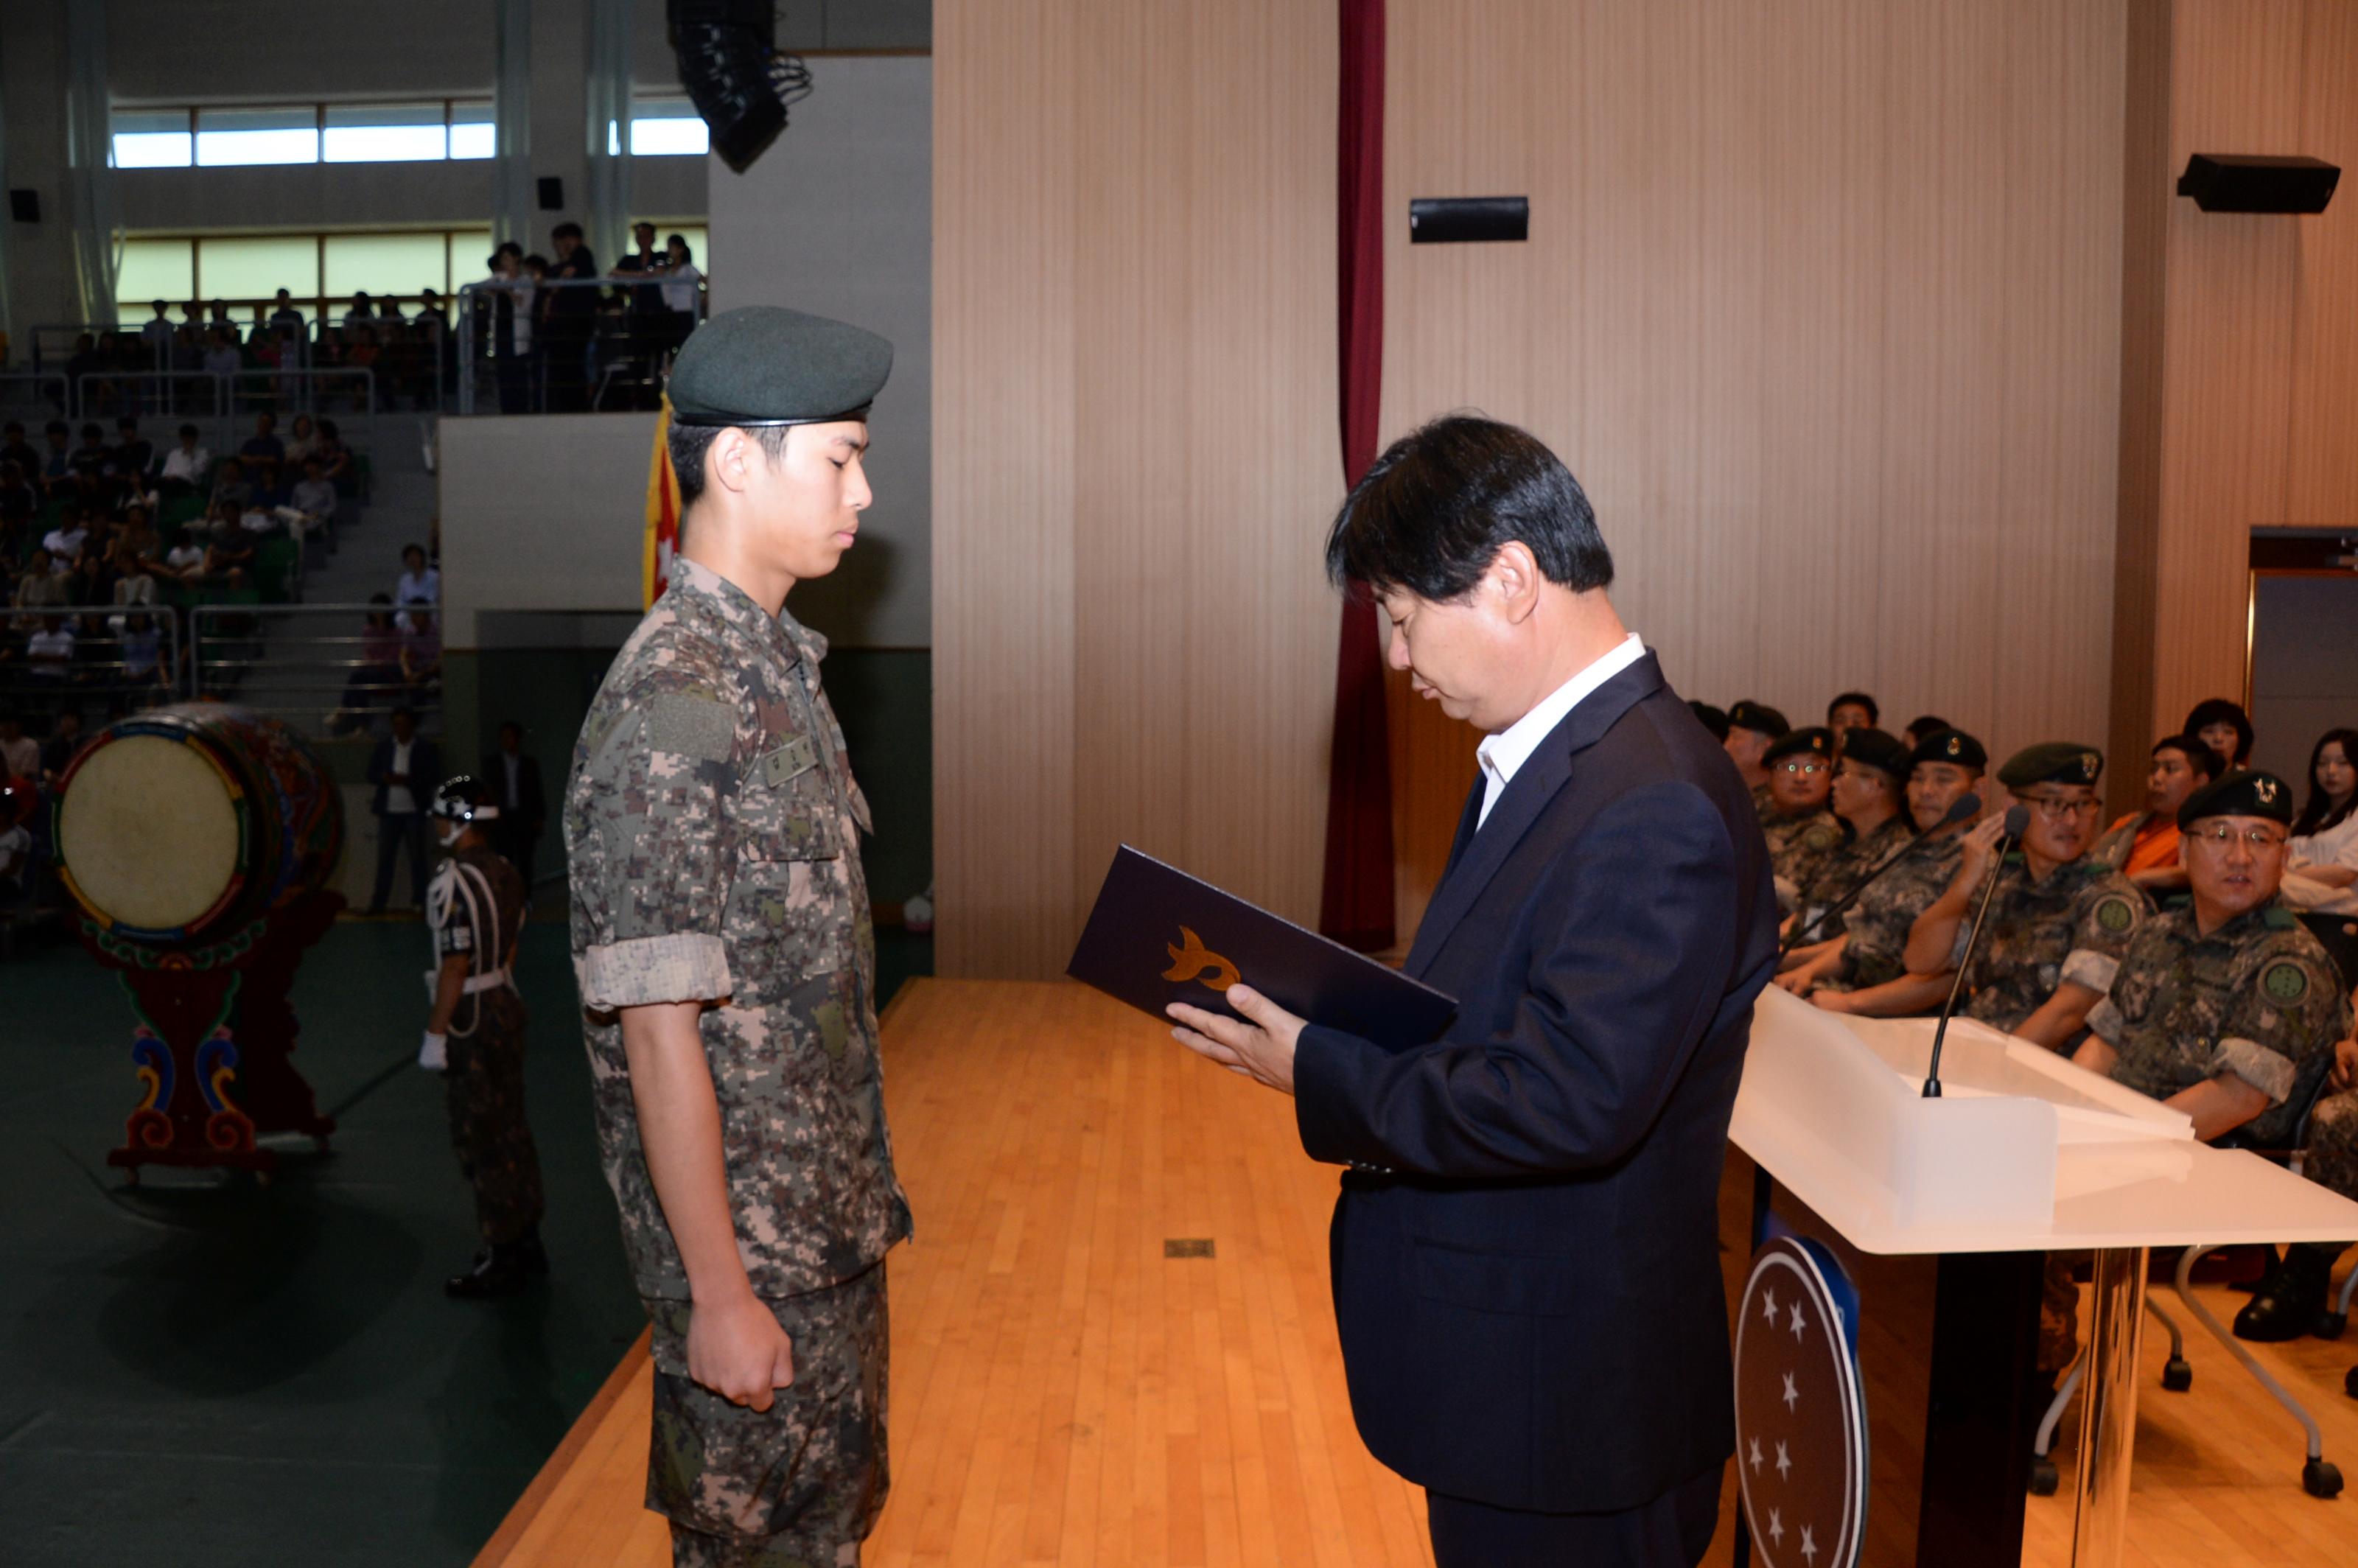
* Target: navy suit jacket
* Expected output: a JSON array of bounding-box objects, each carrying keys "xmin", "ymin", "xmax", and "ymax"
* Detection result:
[
  {"xmin": 366, "ymin": 735, "xmax": 441, "ymax": 818},
  {"xmin": 1293, "ymin": 651, "xmax": 1779, "ymax": 1513}
]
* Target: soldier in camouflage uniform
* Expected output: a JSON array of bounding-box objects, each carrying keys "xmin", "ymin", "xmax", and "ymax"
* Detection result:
[
  {"xmin": 566, "ymin": 307, "xmax": 912, "ymax": 1567},
  {"xmin": 1757, "ymin": 727, "xmax": 1843, "ymax": 910},
  {"xmin": 2068, "ymin": 771, "xmax": 2354, "ymax": 1346},
  {"xmin": 1779, "ymin": 727, "xmax": 1986, "ymax": 1015},
  {"xmin": 422, "ymin": 776, "xmax": 548, "ymax": 1298},
  {"xmin": 1723, "ymin": 699, "xmax": 1786, "ymax": 813},
  {"xmin": 1792, "ymin": 727, "xmax": 1914, "ymax": 942}
]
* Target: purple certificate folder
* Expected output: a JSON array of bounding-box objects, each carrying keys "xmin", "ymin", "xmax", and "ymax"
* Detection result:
[{"xmin": 1066, "ymin": 845, "xmax": 1458, "ymax": 1052}]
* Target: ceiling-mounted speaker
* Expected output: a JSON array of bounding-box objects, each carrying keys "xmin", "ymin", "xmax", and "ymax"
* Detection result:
[
  {"xmin": 668, "ymin": 0, "xmax": 809, "ymax": 173},
  {"xmin": 2177, "ymin": 154, "xmax": 2340, "ymax": 214}
]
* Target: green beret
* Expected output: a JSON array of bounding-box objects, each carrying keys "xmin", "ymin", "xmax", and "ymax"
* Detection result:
[
  {"xmin": 1728, "ymin": 700, "xmax": 1788, "ymax": 738},
  {"xmin": 2176, "ymin": 768, "xmax": 2296, "ymax": 830},
  {"xmin": 668, "ymin": 305, "xmax": 892, "ymax": 427},
  {"xmin": 1909, "ymin": 727, "xmax": 1987, "ymax": 772},
  {"xmin": 1838, "ymin": 727, "xmax": 1911, "ymax": 782},
  {"xmin": 1763, "ymin": 727, "xmax": 1836, "ymax": 765},
  {"xmin": 1997, "ymin": 742, "xmax": 2104, "ymax": 790}
]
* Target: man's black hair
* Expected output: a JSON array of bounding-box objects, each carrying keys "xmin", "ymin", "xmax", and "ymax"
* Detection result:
[
  {"xmin": 178, "ymin": 424, "xmax": 199, "ymax": 438},
  {"xmin": 1905, "ymin": 713, "xmax": 1949, "ymax": 740},
  {"xmin": 2182, "ymin": 698, "xmax": 2255, "ymax": 765},
  {"xmin": 2152, "ymin": 732, "xmax": 2226, "ymax": 783},
  {"xmin": 402, "ymin": 542, "xmax": 427, "ymax": 561},
  {"xmin": 552, "ymin": 221, "xmax": 584, "ymax": 241},
  {"xmin": 1827, "ymin": 690, "xmax": 1879, "ymax": 724},
  {"xmin": 669, "ymin": 423, "xmax": 794, "ymax": 511},
  {"xmin": 1323, "ymin": 415, "xmax": 1612, "ymax": 600}
]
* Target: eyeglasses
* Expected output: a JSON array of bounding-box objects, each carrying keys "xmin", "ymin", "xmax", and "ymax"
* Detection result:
[
  {"xmin": 2012, "ymin": 794, "xmax": 2101, "ymax": 820},
  {"xmin": 2188, "ymin": 823, "xmax": 2287, "ymax": 851},
  {"xmin": 1777, "ymin": 760, "xmax": 1827, "ymax": 776}
]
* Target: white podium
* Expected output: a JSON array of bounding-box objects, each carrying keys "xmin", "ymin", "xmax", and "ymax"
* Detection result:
[{"xmin": 1730, "ymin": 987, "xmax": 2358, "ymax": 1567}]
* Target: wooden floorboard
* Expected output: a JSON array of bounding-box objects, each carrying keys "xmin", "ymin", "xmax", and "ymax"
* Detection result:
[{"xmin": 480, "ymin": 978, "xmax": 2358, "ymax": 1567}]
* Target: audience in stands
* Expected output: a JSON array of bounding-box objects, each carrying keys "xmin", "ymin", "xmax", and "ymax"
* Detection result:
[
  {"xmin": 394, "ymin": 542, "xmax": 438, "ymax": 633},
  {"xmin": 159, "ymin": 425, "xmax": 211, "ymax": 493}
]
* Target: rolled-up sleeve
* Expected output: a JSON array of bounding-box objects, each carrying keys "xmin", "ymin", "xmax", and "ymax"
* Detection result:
[{"xmin": 573, "ymin": 692, "xmax": 738, "ymax": 1009}]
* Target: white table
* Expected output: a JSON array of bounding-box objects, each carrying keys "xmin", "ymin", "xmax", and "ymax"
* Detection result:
[{"xmin": 1731, "ymin": 987, "xmax": 2358, "ymax": 1567}]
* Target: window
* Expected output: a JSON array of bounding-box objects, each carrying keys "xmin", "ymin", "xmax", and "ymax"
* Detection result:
[
  {"xmin": 199, "ymin": 236, "xmax": 321, "ymax": 303},
  {"xmin": 113, "ymin": 110, "xmax": 192, "ymax": 169},
  {"xmin": 113, "ymin": 228, "xmax": 525, "ymax": 325},
  {"xmin": 324, "ymin": 104, "xmax": 448, "ymax": 164},
  {"xmin": 117, "ymin": 238, "xmax": 195, "ymax": 307},
  {"xmin": 631, "ymin": 97, "xmax": 710, "ymax": 157},
  {"xmin": 195, "ymin": 108, "xmax": 319, "ymax": 168},
  {"xmin": 450, "ymin": 102, "xmax": 495, "ymax": 160}
]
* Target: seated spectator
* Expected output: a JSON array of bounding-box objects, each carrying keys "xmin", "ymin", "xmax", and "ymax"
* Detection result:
[
  {"xmin": 201, "ymin": 327, "xmax": 242, "ymax": 384},
  {"xmin": 2281, "ymin": 728, "xmax": 2358, "ymax": 915},
  {"xmin": 200, "ymin": 527, "xmax": 255, "ymax": 589},
  {"xmin": 0, "ymin": 786, "xmax": 34, "ymax": 917},
  {"xmin": 210, "ymin": 456, "xmax": 254, "ymax": 515},
  {"xmin": 393, "ymin": 542, "xmax": 438, "ymax": 632},
  {"xmin": 116, "ymin": 612, "xmax": 169, "ymax": 693},
  {"xmin": 38, "ymin": 710, "xmax": 85, "ymax": 786},
  {"xmin": 10, "ymin": 551, "xmax": 68, "ymax": 611},
  {"xmin": 0, "ymin": 424, "xmax": 40, "ymax": 483},
  {"xmin": 239, "ymin": 411, "xmax": 286, "ymax": 497},
  {"xmin": 41, "ymin": 508, "xmax": 90, "ymax": 568},
  {"xmin": 282, "ymin": 412, "xmax": 320, "ymax": 469},
  {"xmin": 107, "ymin": 539, "xmax": 157, "ymax": 607},
  {"xmin": 116, "ymin": 505, "xmax": 163, "ymax": 570},
  {"xmin": 287, "ymin": 458, "xmax": 338, "ymax": 536},
  {"xmin": 2184, "ymin": 696, "xmax": 2255, "ymax": 770},
  {"xmin": 158, "ymin": 424, "xmax": 212, "ymax": 494},
  {"xmin": 162, "ymin": 532, "xmax": 209, "ymax": 583},
  {"xmin": 1901, "ymin": 714, "xmax": 1951, "ymax": 750},
  {"xmin": 328, "ymin": 595, "xmax": 404, "ymax": 735},
  {"xmin": 0, "ymin": 463, "xmax": 35, "ymax": 546},
  {"xmin": 113, "ymin": 417, "xmax": 155, "ymax": 479},
  {"xmin": 0, "ymin": 713, "xmax": 37, "ymax": 778},
  {"xmin": 2092, "ymin": 734, "xmax": 2221, "ymax": 893},
  {"xmin": 23, "ymin": 615, "xmax": 74, "ymax": 681},
  {"xmin": 268, "ymin": 290, "xmax": 304, "ymax": 334},
  {"xmin": 311, "ymin": 419, "xmax": 354, "ymax": 490},
  {"xmin": 399, "ymin": 610, "xmax": 442, "ymax": 693},
  {"xmin": 38, "ymin": 421, "xmax": 73, "ymax": 495},
  {"xmin": 68, "ymin": 423, "xmax": 111, "ymax": 483}
]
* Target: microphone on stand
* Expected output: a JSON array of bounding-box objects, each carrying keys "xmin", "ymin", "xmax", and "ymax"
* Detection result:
[
  {"xmin": 1923, "ymin": 804, "xmax": 2030, "ymax": 1099},
  {"xmin": 1781, "ymin": 792, "xmax": 1984, "ymax": 957}
]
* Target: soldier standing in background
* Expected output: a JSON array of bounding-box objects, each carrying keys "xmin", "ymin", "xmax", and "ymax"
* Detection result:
[
  {"xmin": 421, "ymin": 777, "xmax": 548, "ymax": 1298},
  {"xmin": 566, "ymin": 307, "xmax": 911, "ymax": 1568}
]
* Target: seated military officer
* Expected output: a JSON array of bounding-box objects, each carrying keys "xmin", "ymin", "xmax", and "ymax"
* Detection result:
[
  {"xmin": 1723, "ymin": 699, "xmax": 1788, "ymax": 805},
  {"xmin": 2071, "ymin": 770, "xmax": 2350, "ymax": 1144},
  {"xmin": 1903, "ymin": 743, "xmax": 2147, "ymax": 1049},
  {"xmin": 2091, "ymin": 733, "xmax": 2222, "ymax": 895},
  {"xmin": 1758, "ymin": 727, "xmax": 1841, "ymax": 909},
  {"xmin": 1792, "ymin": 727, "xmax": 1914, "ymax": 941},
  {"xmin": 1687, "ymin": 699, "xmax": 1730, "ymax": 742},
  {"xmin": 2248, "ymin": 1021, "xmax": 2358, "ymax": 1340},
  {"xmin": 1777, "ymin": 727, "xmax": 1987, "ymax": 1015}
]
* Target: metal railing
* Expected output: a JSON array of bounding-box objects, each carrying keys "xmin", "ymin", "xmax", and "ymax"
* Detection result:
[
  {"xmin": 189, "ymin": 601, "xmax": 441, "ymax": 739},
  {"xmin": 1, "ymin": 603, "xmax": 183, "ymax": 713},
  {"xmin": 455, "ymin": 273, "xmax": 705, "ymax": 415},
  {"xmin": 0, "ymin": 373, "xmax": 71, "ymax": 424}
]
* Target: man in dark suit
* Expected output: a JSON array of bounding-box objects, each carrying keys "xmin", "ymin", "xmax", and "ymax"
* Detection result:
[
  {"xmin": 1170, "ymin": 416, "xmax": 1779, "ymax": 1567},
  {"xmin": 480, "ymin": 719, "xmax": 547, "ymax": 889},
  {"xmin": 365, "ymin": 705, "xmax": 442, "ymax": 914}
]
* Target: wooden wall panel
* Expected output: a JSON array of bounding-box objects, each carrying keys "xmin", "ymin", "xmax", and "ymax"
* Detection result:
[
  {"xmin": 1382, "ymin": 0, "xmax": 2128, "ymax": 924},
  {"xmin": 2284, "ymin": 0, "xmax": 2358, "ymax": 523},
  {"xmin": 934, "ymin": 0, "xmax": 1339, "ymax": 977}
]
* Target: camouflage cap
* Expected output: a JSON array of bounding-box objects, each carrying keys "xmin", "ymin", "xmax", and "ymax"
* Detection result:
[
  {"xmin": 668, "ymin": 306, "xmax": 893, "ymax": 427},
  {"xmin": 1837, "ymin": 727, "xmax": 1911, "ymax": 783},
  {"xmin": 1997, "ymin": 742, "xmax": 2104, "ymax": 789},
  {"xmin": 1763, "ymin": 727, "xmax": 1836, "ymax": 765},
  {"xmin": 1728, "ymin": 699, "xmax": 1789, "ymax": 739},
  {"xmin": 2176, "ymin": 768, "xmax": 2296, "ymax": 829},
  {"xmin": 1909, "ymin": 727, "xmax": 1987, "ymax": 772}
]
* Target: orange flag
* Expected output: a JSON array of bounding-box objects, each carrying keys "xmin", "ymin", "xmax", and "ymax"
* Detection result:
[{"xmin": 643, "ymin": 393, "xmax": 681, "ymax": 607}]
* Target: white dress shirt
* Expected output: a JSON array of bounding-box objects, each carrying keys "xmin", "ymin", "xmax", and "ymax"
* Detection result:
[
  {"xmin": 1474, "ymin": 632, "xmax": 1648, "ymax": 827},
  {"xmin": 385, "ymin": 738, "xmax": 418, "ymax": 816}
]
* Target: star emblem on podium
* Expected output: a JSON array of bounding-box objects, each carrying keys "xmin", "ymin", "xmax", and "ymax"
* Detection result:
[{"xmin": 1735, "ymin": 1236, "xmax": 1867, "ymax": 1568}]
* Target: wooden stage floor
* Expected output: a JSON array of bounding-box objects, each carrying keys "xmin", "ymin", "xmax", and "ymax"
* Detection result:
[{"xmin": 477, "ymin": 979, "xmax": 2358, "ymax": 1567}]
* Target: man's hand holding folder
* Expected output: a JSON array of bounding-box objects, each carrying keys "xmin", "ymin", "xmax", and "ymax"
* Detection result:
[{"xmin": 1166, "ymin": 984, "xmax": 1308, "ymax": 1095}]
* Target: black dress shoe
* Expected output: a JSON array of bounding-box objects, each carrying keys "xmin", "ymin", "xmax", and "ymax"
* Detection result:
[
  {"xmin": 2236, "ymin": 1243, "xmax": 2335, "ymax": 1342},
  {"xmin": 446, "ymin": 1241, "xmax": 543, "ymax": 1299}
]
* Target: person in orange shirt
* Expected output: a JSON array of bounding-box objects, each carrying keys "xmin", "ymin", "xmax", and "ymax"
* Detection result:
[{"xmin": 2092, "ymin": 733, "xmax": 2222, "ymax": 893}]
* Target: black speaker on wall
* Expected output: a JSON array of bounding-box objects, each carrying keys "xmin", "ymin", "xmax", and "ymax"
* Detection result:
[
  {"xmin": 7, "ymin": 189, "xmax": 37, "ymax": 223},
  {"xmin": 536, "ymin": 176, "xmax": 564, "ymax": 211},
  {"xmin": 2177, "ymin": 154, "xmax": 2340, "ymax": 214}
]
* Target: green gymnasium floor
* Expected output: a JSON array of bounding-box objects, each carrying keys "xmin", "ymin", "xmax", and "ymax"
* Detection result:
[{"xmin": 0, "ymin": 913, "xmax": 931, "ymax": 1567}]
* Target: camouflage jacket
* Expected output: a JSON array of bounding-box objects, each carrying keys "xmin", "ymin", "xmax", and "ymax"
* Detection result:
[
  {"xmin": 1829, "ymin": 830, "xmax": 1965, "ymax": 991},
  {"xmin": 1797, "ymin": 813, "xmax": 1914, "ymax": 937},
  {"xmin": 1761, "ymin": 806, "xmax": 1844, "ymax": 903},
  {"xmin": 2087, "ymin": 900, "xmax": 2352, "ymax": 1146},
  {"xmin": 564, "ymin": 558, "xmax": 911, "ymax": 1301},
  {"xmin": 1958, "ymin": 854, "xmax": 2148, "ymax": 1033}
]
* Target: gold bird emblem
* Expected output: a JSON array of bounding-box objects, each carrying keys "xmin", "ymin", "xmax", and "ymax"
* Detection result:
[{"xmin": 1162, "ymin": 926, "xmax": 1240, "ymax": 991}]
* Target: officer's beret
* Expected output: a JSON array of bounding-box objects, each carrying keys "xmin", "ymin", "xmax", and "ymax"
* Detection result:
[
  {"xmin": 1728, "ymin": 700, "xmax": 1788, "ymax": 739},
  {"xmin": 1839, "ymin": 727, "xmax": 1911, "ymax": 783},
  {"xmin": 1909, "ymin": 727, "xmax": 1987, "ymax": 772},
  {"xmin": 2176, "ymin": 769, "xmax": 2296, "ymax": 830},
  {"xmin": 1688, "ymin": 701, "xmax": 1730, "ymax": 741},
  {"xmin": 668, "ymin": 306, "xmax": 893, "ymax": 427},
  {"xmin": 1997, "ymin": 742, "xmax": 2104, "ymax": 790},
  {"xmin": 1763, "ymin": 727, "xmax": 1836, "ymax": 766}
]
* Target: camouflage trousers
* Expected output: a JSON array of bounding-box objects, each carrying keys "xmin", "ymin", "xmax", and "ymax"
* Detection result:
[
  {"xmin": 648, "ymin": 1263, "xmax": 890, "ymax": 1567},
  {"xmin": 2306, "ymin": 1088, "xmax": 2358, "ymax": 1205},
  {"xmin": 444, "ymin": 994, "xmax": 546, "ymax": 1246}
]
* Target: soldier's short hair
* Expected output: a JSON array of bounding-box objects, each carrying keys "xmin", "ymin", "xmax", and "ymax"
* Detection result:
[
  {"xmin": 668, "ymin": 421, "xmax": 795, "ymax": 512},
  {"xmin": 1325, "ymin": 415, "xmax": 1612, "ymax": 601}
]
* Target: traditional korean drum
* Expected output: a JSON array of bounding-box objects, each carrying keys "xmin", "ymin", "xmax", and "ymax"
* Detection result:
[{"xmin": 54, "ymin": 704, "xmax": 343, "ymax": 945}]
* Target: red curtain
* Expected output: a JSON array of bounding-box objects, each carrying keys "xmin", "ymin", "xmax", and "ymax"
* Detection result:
[{"xmin": 1317, "ymin": 0, "xmax": 1396, "ymax": 952}]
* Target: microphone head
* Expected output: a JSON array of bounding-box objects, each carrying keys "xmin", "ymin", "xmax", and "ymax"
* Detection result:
[
  {"xmin": 1942, "ymin": 792, "xmax": 1982, "ymax": 826},
  {"xmin": 2003, "ymin": 804, "xmax": 2031, "ymax": 836}
]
